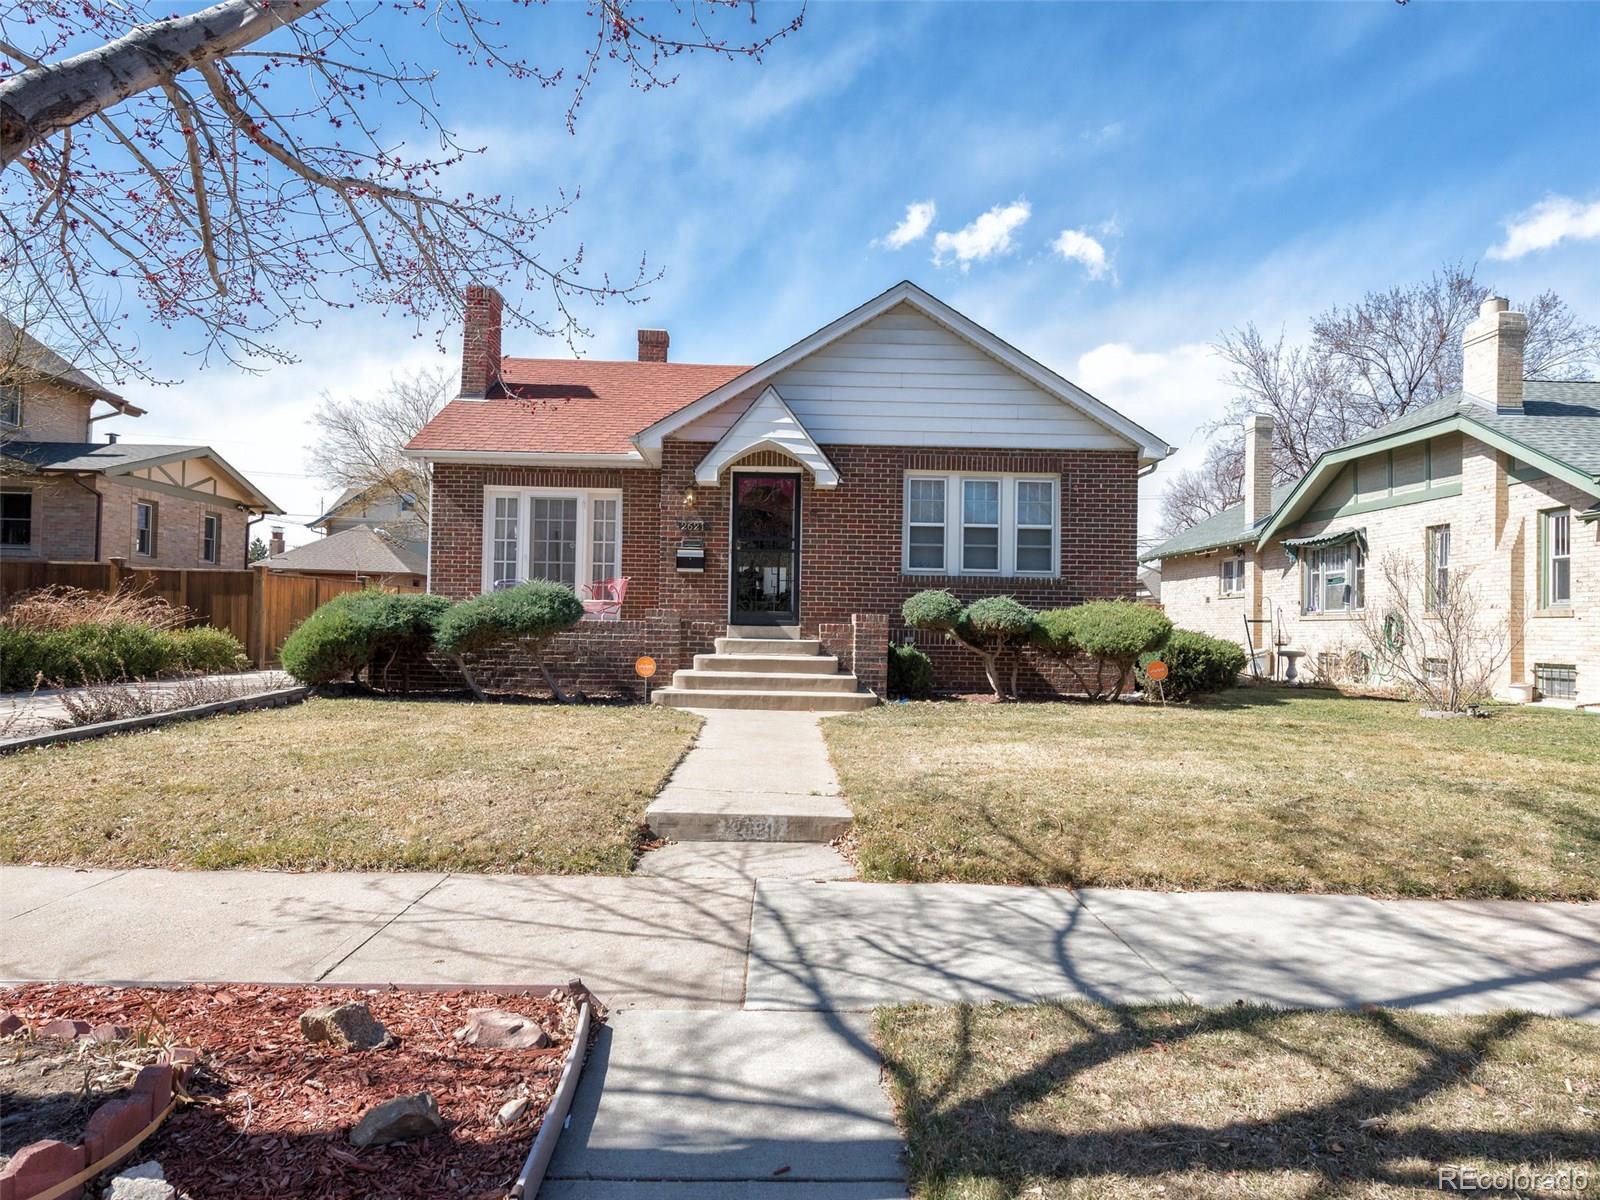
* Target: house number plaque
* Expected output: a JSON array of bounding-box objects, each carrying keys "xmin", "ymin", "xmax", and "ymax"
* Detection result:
[{"xmin": 677, "ymin": 518, "xmax": 708, "ymax": 534}]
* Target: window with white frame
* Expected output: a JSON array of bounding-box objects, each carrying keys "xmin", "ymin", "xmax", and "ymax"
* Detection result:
[
  {"xmin": 0, "ymin": 383, "xmax": 20, "ymax": 427},
  {"xmin": 201, "ymin": 513, "xmax": 221, "ymax": 564},
  {"xmin": 1541, "ymin": 508, "xmax": 1571, "ymax": 609},
  {"xmin": 133, "ymin": 500, "xmax": 157, "ymax": 557},
  {"xmin": 481, "ymin": 487, "xmax": 622, "ymax": 592},
  {"xmin": 1219, "ymin": 551, "xmax": 1245, "ymax": 596},
  {"xmin": 1426, "ymin": 525, "xmax": 1450, "ymax": 611},
  {"xmin": 902, "ymin": 473, "xmax": 1058, "ymax": 577},
  {"xmin": 1303, "ymin": 540, "xmax": 1363, "ymax": 613}
]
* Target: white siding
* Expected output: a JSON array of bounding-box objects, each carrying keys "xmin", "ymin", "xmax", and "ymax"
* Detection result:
[{"xmin": 674, "ymin": 304, "xmax": 1133, "ymax": 450}]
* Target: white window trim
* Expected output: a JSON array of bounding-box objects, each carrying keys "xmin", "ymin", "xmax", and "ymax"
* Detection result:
[
  {"xmin": 1219, "ymin": 552, "xmax": 1245, "ymax": 597},
  {"xmin": 200, "ymin": 512, "xmax": 221, "ymax": 564},
  {"xmin": 1302, "ymin": 540, "xmax": 1364, "ymax": 614},
  {"xmin": 133, "ymin": 500, "xmax": 157, "ymax": 558},
  {"xmin": 480, "ymin": 485, "xmax": 623, "ymax": 594},
  {"xmin": 901, "ymin": 472, "xmax": 1059, "ymax": 578}
]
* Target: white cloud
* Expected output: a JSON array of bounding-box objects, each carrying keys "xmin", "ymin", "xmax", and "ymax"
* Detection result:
[
  {"xmin": 879, "ymin": 200, "xmax": 936, "ymax": 250},
  {"xmin": 1051, "ymin": 228, "xmax": 1112, "ymax": 280},
  {"xmin": 932, "ymin": 199, "xmax": 1031, "ymax": 270},
  {"xmin": 1487, "ymin": 195, "xmax": 1600, "ymax": 261}
]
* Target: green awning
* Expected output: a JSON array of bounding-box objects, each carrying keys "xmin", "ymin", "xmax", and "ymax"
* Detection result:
[{"xmin": 1282, "ymin": 527, "xmax": 1367, "ymax": 562}]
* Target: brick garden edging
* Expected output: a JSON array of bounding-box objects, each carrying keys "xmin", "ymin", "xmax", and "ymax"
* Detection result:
[
  {"xmin": 0, "ymin": 686, "xmax": 309, "ymax": 756},
  {"xmin": 0, "ymin": 1015, "xmax": 199, "ymax": 1200}
]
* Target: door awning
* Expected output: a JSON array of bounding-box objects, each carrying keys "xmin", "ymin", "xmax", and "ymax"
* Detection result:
[
  {"xmin": 695, "ymin": 386, "xmax": 840, "ymax": 488},
  {"xmin": 1281, "ymin": 527, "xmax": 1367, "ymax": 562}
]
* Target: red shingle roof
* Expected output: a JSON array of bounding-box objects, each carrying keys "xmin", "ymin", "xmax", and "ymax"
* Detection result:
[{"xmin": 407, "ymin": 358, "xmax": 750, "ymax": 456}]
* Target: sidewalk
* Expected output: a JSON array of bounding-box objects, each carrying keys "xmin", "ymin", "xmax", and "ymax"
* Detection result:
[
  {"xmin": 5, "ymin": 866, "xmax": 1597, "ymax": 1017},
  {"xmin": 0, "ymin": 669, "xmax": 292, "ymax": 735}
]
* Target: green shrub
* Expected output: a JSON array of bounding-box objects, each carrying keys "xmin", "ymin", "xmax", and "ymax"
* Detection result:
[
  {"xmin": 888, "ymin": 642, "xmax": 934, "ymax": 699},
  {"xmin": 172, "ymin": 626, "xmax": 249, "ymax": 674},
  {"xmin": 900, "ymin": 589, "xmax": 1035, "ymax": 700},
  {"xmin": 279, "ymin": 590, "xmax": 451, "ymax": 687},
  {"xmin": 434, "ymin": 581, "xmax": 584, "ymax": 701},
  {"xmin": 1139, "ymin": 629, "xmax": 1246, "ymax": 701},
  {"xmin": 1033, "ymin": 601, "xmax": 1172, "ymax": 700},
  {"xmin": 0, "ymin": 621, "xmax": 182, "ymax": 689}
]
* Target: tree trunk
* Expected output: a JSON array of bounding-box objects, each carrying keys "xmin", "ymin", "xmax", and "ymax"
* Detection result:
[
  {"xmin": 1, "ymin": 0, "xmax": 327, "ymax": 166},
  {"xmin": 1008, "ymin": 650, "xmax": 1020, "ymax": 702},
  {"xmin": 980, "ymin": 651, "xmax": 1004, "ymax": 701},
  {"xmin": 452, "ymin": 653, "xmax": 488, "ymax": 702},
  {"xmin": 527, "ymin": 638, "xmax": 571, "ymax": 704}
]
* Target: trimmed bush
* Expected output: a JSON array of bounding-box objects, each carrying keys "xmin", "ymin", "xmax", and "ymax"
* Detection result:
[
  {"xmin": 171, "ymin": 626, "xmax": 249, "ymax": 674},
  {"xmin": 901, "ymin": 589, "xmax": 1035, "ymax": 700},
  {"xmin": 280, "ymin": 590, "xmax": 452, "ymax": 688},
  {"xmin": 1033, "ymin": 601, "xmax": 1172, "ymax": 700},
  {"xmin": 434, "ymin": 581, "xmax": 585, "ymax": 701},
  {"xmin": 1139, "ymin": 629, "xmax": 1246, "ymax": 701},
  {"xmin": 888, "ymin": 642, "xmax": 934, "ymax": 699},
  {"xmin": 0, "ymin": 621, "xmax": 181, "ymax": 690}
]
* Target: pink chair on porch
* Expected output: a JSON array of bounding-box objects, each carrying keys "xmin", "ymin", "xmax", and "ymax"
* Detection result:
[{"xmin": 580, "ymin": 576, "xmax": 629, "ymax": 621}]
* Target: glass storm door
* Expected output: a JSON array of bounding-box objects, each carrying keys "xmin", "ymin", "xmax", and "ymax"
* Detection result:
[{"xmin": 730, "ymin": 473, "xmax": 800, "ymax": 624}]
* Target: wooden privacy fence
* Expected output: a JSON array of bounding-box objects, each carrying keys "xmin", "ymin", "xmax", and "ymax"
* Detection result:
[{"xmin": 0, "ymin": 559, "xmax": 370, "ymax": 666}]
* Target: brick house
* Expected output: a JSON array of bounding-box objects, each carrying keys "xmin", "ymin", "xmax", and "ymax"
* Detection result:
[
  {"xmin": 1, "ymin": 320, "xmax": 281, "ymax": 571},
  {"xmin": 1147, "ymin": 297, "xmax": 1600, "ymax": 708},
  {"xmin": 405, "ymin": 281, "xmax": 1173, "ymax": 706}
]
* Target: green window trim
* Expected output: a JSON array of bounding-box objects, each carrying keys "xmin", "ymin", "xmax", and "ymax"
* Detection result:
[{"xmin": 1539, "ymin": 508, "xmax": 1572, "ymax": 610}]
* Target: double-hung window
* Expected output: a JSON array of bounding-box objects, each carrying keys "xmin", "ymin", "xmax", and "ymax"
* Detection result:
[
  {"xmin": 482, "ymin": 487, "xmax": 622, "ymax": 592},
  {"xmin": 1541, "ymin": 508, "xmax": 1571, "ymax": 609},
  {"xmin": 0, "ymin": 490, "xmax": 32, "ymax": 547},
  {"xmin": 133, "ymin": 500, "xmax": 157, "ymax": 557},
  {"xmin": 201, "ymin": 513, "xmax": 221, "ymax": 564},
  {"xmin": 1219, "ymin": 552, "xmax": 1245, "ymax": 596},
  {"xmin": 1303, "ymin": 540, "xmax": 1363, "ymax": 614},
  {"xmin": 902, "ymin": 473, "xmax": 1058, "ymax": 577},
  {"xmin": 1426, "ymin": 525, "xmax": 1450, "ymax": 611},
  {"xmin": 0, "ymin": 383, "xmax": 20, "ymax": 427}
]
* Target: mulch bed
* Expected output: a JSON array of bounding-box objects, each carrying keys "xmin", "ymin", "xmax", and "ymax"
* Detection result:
[{"xmin": 1, "ymin": 983, "xmax": 596, "ymax": 1199}]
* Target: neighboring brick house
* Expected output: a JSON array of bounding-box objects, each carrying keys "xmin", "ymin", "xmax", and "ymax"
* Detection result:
[
  {"xmin": 1147, "ymin": 297, "xmax": 1600, "ymax": 708},
  {"xmin": 1, "ymin": 320, "xmax": 281, "ymax": 570},
  {"xmin": 405, "ymin": 281, "xmax": 1173, "ymax": 706}
]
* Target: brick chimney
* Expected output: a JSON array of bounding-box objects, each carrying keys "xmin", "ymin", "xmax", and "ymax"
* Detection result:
[
  {"xmin": 1242, "ymin": 412, "xmax": 1275, "ymax": 528},
  {"xmin": 637, "ymin": 329, "xmax": 669, "ymax": 363},
  {"xmin": 268, "ymin": 526, "xmax": 285, "ymax": 557},
  {"xmin": 1462, "ymin": 296, "xmax": 1527, "ymax": 413},
  {"xmin": 460, "ymin": 284, "xmax": 504, "ymax": 399}
]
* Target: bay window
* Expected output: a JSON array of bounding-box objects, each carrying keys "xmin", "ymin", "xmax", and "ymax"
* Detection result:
[
  {"xmin": 902, "ymin": 472, "xmax": 1058, "ymax": 577},
  {"xmin": 482, "ymin": 487, "xmax": 622, "ymax": 593}
]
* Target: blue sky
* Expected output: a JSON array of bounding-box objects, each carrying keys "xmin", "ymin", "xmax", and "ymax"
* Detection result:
[{"xmin": 97, "ymin": 1, "xmax": 1600, "ymax": 544}]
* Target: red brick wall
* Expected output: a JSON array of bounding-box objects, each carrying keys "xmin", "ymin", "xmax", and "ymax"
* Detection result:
[{"xmin": 426, "ymin": 442, "xmax": 1139, "ymax": 695}]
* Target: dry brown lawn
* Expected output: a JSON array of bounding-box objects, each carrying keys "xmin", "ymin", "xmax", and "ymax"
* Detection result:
[
  {"xmin": 0, "ymin": 697, "xmax": 700, "ymax": 873},
  {"xmin": 824, "ymin": 690, "xmax": 1600, "ymax": 899},
  {"xmin": 877, "ymin": 1001, "xmax": 1600, "ymax": 1200}
]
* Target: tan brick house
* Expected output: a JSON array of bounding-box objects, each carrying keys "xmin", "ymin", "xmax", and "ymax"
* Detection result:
[
  {"xmin": 1, "ymin": 320, "xmax": 281, "ymax": 570},
  {"xmin": 405, "ymin": 281, "xmax": 1173, "ymax": 706},
  {"xmin": 1148, "ymin": 298, "xmax": 1600, "ymax": 708}
]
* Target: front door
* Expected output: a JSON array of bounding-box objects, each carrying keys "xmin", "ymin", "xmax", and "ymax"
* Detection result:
[{"xmin": 730, "ymin": 473, "xmax": 800, "ymax": 625}]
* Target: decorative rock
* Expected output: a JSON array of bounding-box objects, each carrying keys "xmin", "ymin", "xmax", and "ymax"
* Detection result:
[
  {"xmin": 348, "ymin": 1093, "xmax": 444, "ymax": 1148},
  {"xmin": 38, "ymin": 1018, "xmax": 93, "ymax": 1041},
  {"xmin": 90, "ymin": 1023, "xmax": 135, "ymax": 1043},
  {"xmin": 453, "ymin": 1009, "xmax": 551, "ymax": 1050},
  {"xmin": 299, "ymin": 1002, "xmax": 388, "ymax": 1051},
  {"xmin": 109, "ymin": 1161, "xmax": 176, "ymax": 1200},
  {"xmin": 495, "ymin": 1096, "xmax": 530, "ymax": 1127},
  {"xmin": 0, "ymin": 1011, "xmax": 23, "ymax": 1036}
]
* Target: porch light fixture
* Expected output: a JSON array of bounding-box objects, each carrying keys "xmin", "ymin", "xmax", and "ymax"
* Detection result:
[{"xmin": 683, "ymin": 488, "xmax": 696, "ymax": 507}]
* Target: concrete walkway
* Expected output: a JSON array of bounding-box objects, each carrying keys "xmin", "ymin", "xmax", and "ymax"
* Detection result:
[
  {"xmin": 0, "ymin": 669, "xmax": 292, "ymax": 736},
  {"xmin": 7, "ymin": 866, "xmax": 1599, "ymax": 1198}
]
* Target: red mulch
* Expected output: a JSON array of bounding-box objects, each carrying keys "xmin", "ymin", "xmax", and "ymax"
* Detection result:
[{"xmin": 1, "ymin": 983, "xmax": 595, "ymax": 1200}]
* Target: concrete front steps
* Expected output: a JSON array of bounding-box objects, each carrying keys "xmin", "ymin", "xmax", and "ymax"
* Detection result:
[{"xmin": 650, "ymin": 634, "xmax": 878, "ymax": 712}]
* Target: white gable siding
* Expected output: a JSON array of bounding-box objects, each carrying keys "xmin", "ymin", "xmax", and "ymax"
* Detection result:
[{"xmin": 673, "ymin": 304, "xmax": 1133, "ymax": 450}]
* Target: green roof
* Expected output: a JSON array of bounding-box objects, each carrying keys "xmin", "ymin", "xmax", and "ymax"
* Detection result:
[{"xmin": 1146, "ymin": 380, "xmax": 1600, "ymax": 563}]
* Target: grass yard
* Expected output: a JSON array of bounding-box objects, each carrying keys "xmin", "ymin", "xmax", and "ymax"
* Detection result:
[
  {"xmin": 825, "ymin": 689, "xmax": 1600, "ymax": 899},
  {"xmin": 877, "ymin": 1000, "xmax": 1600, "ymax": 1200},
  {"xmin": 0, "ymin": 697, "xmax": 700, "ymax": 873}
]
